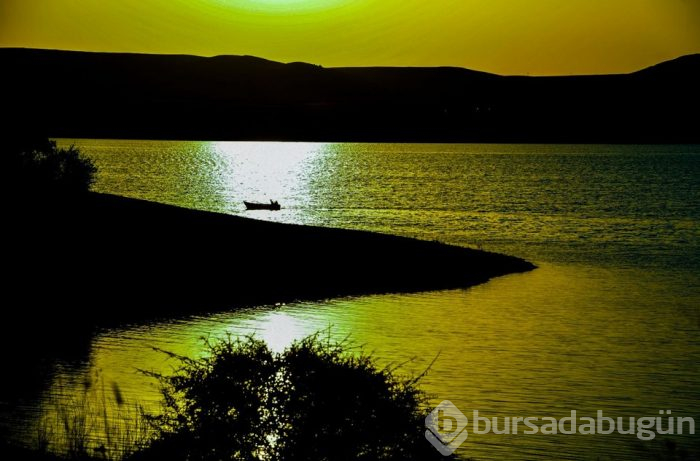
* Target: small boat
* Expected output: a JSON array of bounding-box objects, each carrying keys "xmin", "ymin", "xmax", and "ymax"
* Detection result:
[{"xmin": 244, "ymin": 200, "xmax": 281, "ymax": 211}]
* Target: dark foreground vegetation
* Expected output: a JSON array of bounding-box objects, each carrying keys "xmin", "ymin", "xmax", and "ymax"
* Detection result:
[
  {"xmin": 2, "ymin": 333, "xmax": 453, "ymax": 461},
  {"xmin": 2, "ymin": 48, "xmax": 699, "ymax": 143},
  {"xmin": 137, "ymin": 334, "xmax": 447, "ymax": 461}
]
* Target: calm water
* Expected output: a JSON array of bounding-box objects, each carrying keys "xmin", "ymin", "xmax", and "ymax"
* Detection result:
[{"xmin": 27, "ymin": 142, "xmax": 700, "ymax": 459}]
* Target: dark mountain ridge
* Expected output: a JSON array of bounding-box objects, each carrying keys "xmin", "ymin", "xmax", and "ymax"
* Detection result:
[{"xmin": 2, "ymin": 48, "xmax": 698, "ymax": 142}]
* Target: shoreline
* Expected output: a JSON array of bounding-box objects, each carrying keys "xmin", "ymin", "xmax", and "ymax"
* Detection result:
[{"xmin": 9, "ymin": 192, "xmax": 535, "ymax": 327}]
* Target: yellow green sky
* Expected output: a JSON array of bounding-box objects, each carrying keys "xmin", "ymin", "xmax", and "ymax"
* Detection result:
[{"xmin": 1, "ymin": 0, "xmax": 698, "ymax": 75}]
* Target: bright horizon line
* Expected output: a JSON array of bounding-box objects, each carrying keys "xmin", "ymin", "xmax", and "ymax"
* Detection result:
[{"xmin": 4, "ymin": 46, "xmax": 696, "ymax": 77}]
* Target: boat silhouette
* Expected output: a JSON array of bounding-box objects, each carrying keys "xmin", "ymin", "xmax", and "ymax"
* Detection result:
[{"xmin": 244, "ymin": 200, "xmax": 281, "ymax": 211}]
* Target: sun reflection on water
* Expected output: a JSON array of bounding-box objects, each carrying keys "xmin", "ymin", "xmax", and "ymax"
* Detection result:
[{"xmin": 209, "ymin": 141, "xmax": 331, "ymax": 219}]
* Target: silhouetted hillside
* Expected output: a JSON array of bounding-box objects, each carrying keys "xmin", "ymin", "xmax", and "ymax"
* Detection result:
[{"xmin": 2, "ymin": 48, "xmax": 698, "ymax": 142}]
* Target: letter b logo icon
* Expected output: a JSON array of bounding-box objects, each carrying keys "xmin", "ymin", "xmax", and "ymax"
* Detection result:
[
  {"xmin": 438, "ymin": 410, "xmax": 458, "ymax": 432},
  {"xmin": 425, "ymin": 401, "xmax": 469, "ymax": 456}
]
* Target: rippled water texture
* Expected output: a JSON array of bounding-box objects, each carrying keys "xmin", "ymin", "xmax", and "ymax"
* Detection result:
[{"xmin": 32, "ymin": 142, "xmax": 700, "ymax": 459}]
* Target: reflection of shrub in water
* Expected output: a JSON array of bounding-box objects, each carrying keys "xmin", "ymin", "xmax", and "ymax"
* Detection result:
[
  {"xmin": 36, "ymin": 369, "xmax": 151, "ymax": 460},
  {"xmin": 137, "ymin": 332, "xmax": 451, "ymax": 461}
]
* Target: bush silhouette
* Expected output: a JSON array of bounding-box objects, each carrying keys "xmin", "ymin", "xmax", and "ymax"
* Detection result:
[
  {"xmin": 135, "ymin": 333, "xmax": 450, "ymax": 461},
  {"xmin": 7, "ymin": 136, "xmax": 96, "ymax": 195}
]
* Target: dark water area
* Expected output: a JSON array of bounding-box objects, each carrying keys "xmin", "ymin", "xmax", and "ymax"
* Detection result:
[{"xmin": 4, "ymin": 142, "xmax": 699, "ymax": 460}]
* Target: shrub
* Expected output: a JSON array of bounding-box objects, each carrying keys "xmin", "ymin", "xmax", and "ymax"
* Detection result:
[
  {"xmin": 7, "ymin": 137, "xmax": 96, "ymax": 195},
  {"xmin": 136, "ymin": 333, "xmax": 449, "ymax": 461}
]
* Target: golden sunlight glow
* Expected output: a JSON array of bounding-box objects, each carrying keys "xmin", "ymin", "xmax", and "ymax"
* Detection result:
[
  {"xmin": 211, "ymin": 141, "xmax": 328, "ymax": 208},
  {"xmin": 0, "ymin": 0, "xmax": 698, "ymax": 75},
  {"xmin": 209, "ymin": 0, "xmax": 351, "ymax": 14},
  {"xmin": 240, "ymin": 311, "xmax": 316, "ymax": 352}
]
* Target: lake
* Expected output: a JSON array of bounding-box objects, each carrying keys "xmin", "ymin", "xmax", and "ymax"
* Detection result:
[{"xmin": 19, "ymin": 142, "xmax": 700, "ymax": 459}]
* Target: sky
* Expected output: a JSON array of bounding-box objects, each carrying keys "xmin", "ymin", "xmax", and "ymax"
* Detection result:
[{"xmin": 1, "ymin": 0, "xmax": 698, "ymax": 75}]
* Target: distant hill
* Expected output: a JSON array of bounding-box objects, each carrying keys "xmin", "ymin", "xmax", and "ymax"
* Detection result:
[{"xmin": 2, "ymin": 48, "xmax": 698, "ymax": 142}]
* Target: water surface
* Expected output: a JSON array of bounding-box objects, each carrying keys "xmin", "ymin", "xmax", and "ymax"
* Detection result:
[{"xmin": 29, "ymin": 142, "xmax": 700, "ymax": 459}]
